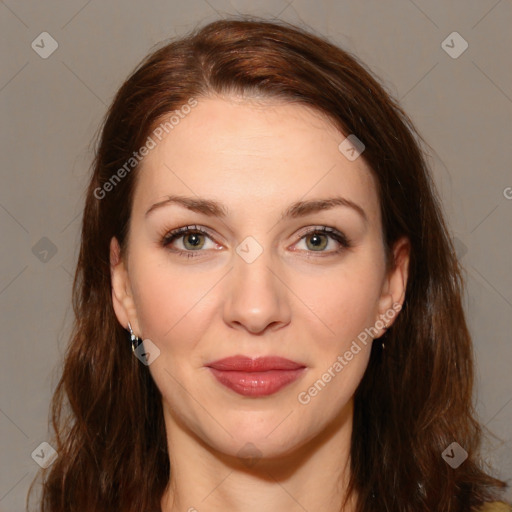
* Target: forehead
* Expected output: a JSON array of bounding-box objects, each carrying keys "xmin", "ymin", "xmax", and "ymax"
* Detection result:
[{"xmin": 132, "ymin": 96, "xmax": 380, "ymax": 225}]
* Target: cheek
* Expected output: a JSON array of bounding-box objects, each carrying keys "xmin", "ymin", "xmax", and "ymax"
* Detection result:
[
  {"xmin": 295, "ymin": 270, "xmax": 378, "ymax": 410},
  {"xmin": 130, "ymin": 254, "xmax": 218, "ymax": 351},
  {"xmin": 293, "ymin": 261, "xmax": 384, "ymax": 347}
]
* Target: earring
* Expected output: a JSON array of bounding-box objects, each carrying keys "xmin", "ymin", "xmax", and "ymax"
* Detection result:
[
  {"xmin": 127, "ymin": 322, "xmax": 141, "ymax": 353},
  {"xmin": 381, "ymin": 322, "xmax": 389, "ymax": 350}
]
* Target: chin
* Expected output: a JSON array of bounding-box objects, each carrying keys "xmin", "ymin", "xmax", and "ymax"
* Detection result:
[
  {"xmin": 215, "ymin": 435, "xmax": 303, "ymax": 465},
  {"xmin": 202, "ymin": 419, "xmax": 311, "ymax": 460}
]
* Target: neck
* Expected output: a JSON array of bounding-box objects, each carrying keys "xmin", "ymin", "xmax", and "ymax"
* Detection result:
[{"xmin": 160, "ymin": 400, "xmax": 357, "ymax": 512}]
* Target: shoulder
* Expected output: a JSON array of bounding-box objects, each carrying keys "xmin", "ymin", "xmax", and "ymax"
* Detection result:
[{"xmin": 478, "ymin": 502, "xmax": 512, "ymax": 512}]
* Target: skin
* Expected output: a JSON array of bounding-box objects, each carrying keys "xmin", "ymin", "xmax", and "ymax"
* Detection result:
[{"xmin": 110, "ymin": 95, "xmax": 410, "ymax": 512}]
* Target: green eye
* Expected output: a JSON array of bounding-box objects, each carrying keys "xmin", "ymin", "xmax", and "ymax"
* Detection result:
[{"xmin": 162, "ymin": 225, "xmax": 351, "ymax": 259}]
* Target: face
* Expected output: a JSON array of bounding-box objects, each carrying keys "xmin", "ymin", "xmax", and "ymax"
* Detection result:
[{"xmin": 110, "ymin": 95, "xmax": 409, "ymax": 462}]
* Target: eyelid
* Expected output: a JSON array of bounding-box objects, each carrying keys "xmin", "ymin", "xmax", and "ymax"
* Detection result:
[
  {"xmin": 294, "ymin": 225, "xmax": 351, "ymax": 247},
  {"xmin": 161, "ymin": 224, "xmax": 351, "ymax": 257},
  {"xmin": 161, "ymin": 224, "xmax": 215, "ymax": 245}
]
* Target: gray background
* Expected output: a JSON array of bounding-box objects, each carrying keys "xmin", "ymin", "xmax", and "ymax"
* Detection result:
[{"xmin": 1, "ymin": 0, "xmax": 511, "ymax": 510}]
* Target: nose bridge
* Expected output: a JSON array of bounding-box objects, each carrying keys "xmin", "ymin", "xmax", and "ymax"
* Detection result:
[{"xmin": 224, "ymin": 234, "xmax": 290, "ymax": 332}]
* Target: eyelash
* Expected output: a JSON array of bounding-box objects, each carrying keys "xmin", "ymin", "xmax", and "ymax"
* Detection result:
[{"xmin": 160, "ymin": 224, "xmax": 352, "ymax": 259}]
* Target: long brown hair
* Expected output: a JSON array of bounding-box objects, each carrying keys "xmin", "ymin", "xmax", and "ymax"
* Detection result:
[{"xmin": 28, "ymin": 16, "xmax": 508, "ymax": 512}]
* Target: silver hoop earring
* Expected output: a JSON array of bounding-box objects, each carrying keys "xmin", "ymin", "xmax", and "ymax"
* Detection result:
[{"xmin": 127, "ymin": 322, "xmax": 141, "ymax": 353}]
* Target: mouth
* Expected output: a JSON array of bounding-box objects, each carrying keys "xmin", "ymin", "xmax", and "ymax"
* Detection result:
[{"xmin": 205, "ymin": 356, "xmax": 307, "ymax": 397}]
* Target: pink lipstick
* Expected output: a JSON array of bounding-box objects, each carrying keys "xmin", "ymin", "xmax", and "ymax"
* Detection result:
[{"xmin": 206, "ymin": 356, "xmax": 306, "ymax": 397}]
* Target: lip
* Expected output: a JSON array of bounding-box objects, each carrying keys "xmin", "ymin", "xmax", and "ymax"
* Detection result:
[{"xmin": 206, "ymin": 356, "xmax": 306, "ymax": 397}]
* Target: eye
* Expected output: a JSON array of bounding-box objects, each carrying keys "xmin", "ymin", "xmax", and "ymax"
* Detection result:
[
  {"xmin": 161, "ymin": 225, "xmax": 352, "ymax": 259},
  {"xmin": 293, "ymin": 226, "xmax": 352, "ymax": 256},
  {"xmin": 161, "ymin": 225, "xmax": 218, "ymax": 258}
]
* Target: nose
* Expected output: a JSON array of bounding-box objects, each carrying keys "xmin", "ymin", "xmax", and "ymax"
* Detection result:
[{"xmin": 223, "ymin": 242, "xmax": 291, "ymax": 334}]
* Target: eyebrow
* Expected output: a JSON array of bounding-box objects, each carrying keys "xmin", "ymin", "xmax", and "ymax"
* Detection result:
[{"xmin": 145, "ymin": 194, "xmax": 368, "ymax": 224}]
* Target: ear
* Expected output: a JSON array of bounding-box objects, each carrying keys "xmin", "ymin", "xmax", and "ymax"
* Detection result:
[
  {"xmin": 374, "ymin": 236, "xmax": 410, "ymax": 337},
  {"xmin": 110, "ymin": 237, "xmax": 140, "ymax": 334}
]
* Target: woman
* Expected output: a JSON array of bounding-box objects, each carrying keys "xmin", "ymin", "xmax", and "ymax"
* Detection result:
[{"xmin": 29, "ymin": 17, "xmax": 510, "ymax": 512}]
